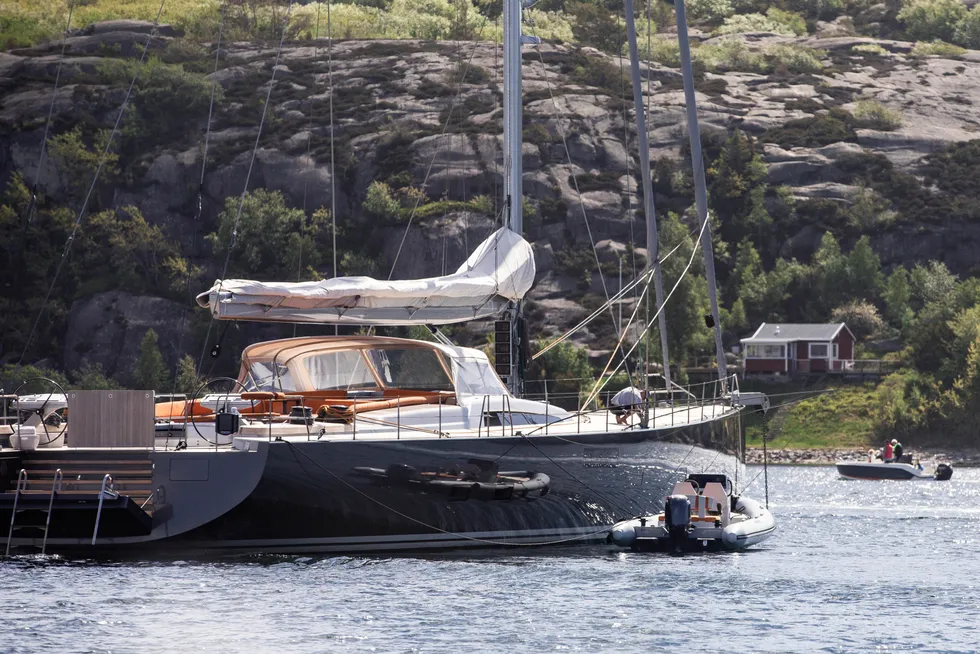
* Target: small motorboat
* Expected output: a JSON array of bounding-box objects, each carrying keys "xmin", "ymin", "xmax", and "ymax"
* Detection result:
[
  {"xmin": 836, "ymin": 459, "xmax": 953, "ymax": 481},
  {"xmin": 609, "ymin": 474, "xmax": 775, "ymax": 553}
]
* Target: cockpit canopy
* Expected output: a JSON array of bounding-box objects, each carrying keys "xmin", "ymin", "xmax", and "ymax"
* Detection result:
[{"xmin": 238, "ymin": 336, "xmax": 507, "ymax": 397}]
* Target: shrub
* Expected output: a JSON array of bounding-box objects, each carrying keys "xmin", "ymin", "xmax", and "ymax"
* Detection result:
[
  {"xmin": 715, "ymin": 9, "xmax": 806, "ymax": 36},
  {"xmin": 642, "ymin": 37, "xmax": 681, "ymax": 67},
  {"xmin": 764, "ymin": 44, "xmax": 824, "ymax": 73},
  {"xmin": 686, "ymin": 0, "xmax": 735, "ymax": 23},
  {"xmin": 847, "ymin": 186, "xmax": 897, "ymax": 229},
  {"xmin": 716, "ymin": 13, "xmax": 799, "ymax": 36},
  {"xmin": 96, "ymin": 57, "xmax": 217, "ymax": 148},
  {"xmin": 852, "ymin": 99, "xmax": 903, "ymax": 130},
  {"xmin": 898, "ymin": 0, "xmax": 967, "ymax": 43},
  {"xmin": 852, "ymin": 43, "xmax": 887, "ymax": 54},
  {"xmin": 910, "ymin": 39, "xmax": 967, "ymax": 57},
  {"xmin": 697, "ymin": 38, "xmax": 767, "ymax": 73},
  {"xmin": 766, "ymin": 8, "xmax": 808, "ymax": 35},
  {"xmin": 569, "ymin": 1, "xmax": 626, "ymax": 54},
  {"xmin": 71, "ymin": 364, "xmax": 121, "ymax": 391},
  {"xmin": 208, "ymin": 189, "xmax": 324, "ymax": 279},
  {"xmin": 363, "ymin": 181, "xmax": 402, "ymax": 221},
  {"xmin": 954, "ymin": 6, "xmax": 980, "ymax": 49}
]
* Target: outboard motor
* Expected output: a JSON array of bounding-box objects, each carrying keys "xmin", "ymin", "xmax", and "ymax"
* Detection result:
[
  {"xmin": 934, "ymin": 463, "xmax": 954, "ymax": 481},
  {"xmin": 664, "ymin": 494, "xmax": 692, "ymax": 551}
]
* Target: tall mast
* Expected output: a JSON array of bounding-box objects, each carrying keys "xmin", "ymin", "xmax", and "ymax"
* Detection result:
[
  {"xmin": 503, "ymin": 0, "xmax": 523, "ymax": 236},
  {"xmin": 624, "ymin": 0, "xmax": 672, "ymax": 402},
  {"xmin": 674, "ymin": 0, "xmax": 728, "ymax": 387},
  {"xmin": 503, "ymin": 0, "xmax": 524, "ymax": 395}
]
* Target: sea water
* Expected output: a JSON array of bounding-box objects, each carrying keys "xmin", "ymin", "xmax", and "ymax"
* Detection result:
[{"xmin": 1, "ymin": 465, "xmax": 978, "ymax": 653}]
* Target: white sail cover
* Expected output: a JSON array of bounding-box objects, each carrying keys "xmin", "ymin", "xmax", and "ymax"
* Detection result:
[{"xmin": 196, "ymin": 227, "xmax": 535, "ymax": 325}]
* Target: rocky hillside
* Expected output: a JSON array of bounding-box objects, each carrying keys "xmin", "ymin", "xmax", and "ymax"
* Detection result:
[{"xmin": 4, "ymin": 13, "xmax": 980, "ymax": 382}]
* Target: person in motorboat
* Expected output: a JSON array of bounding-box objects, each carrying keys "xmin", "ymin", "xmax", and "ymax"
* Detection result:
[
  {"xmin": 883, "ymin": 439, "xmax": 894, "ymax": 462},
  {"xmin": 610, "ymin": 386, "xmax": 646, "ymax": 425},
  {"xmin": 892, "ymin": 439, "xmax": 904, "ymax": 461}
]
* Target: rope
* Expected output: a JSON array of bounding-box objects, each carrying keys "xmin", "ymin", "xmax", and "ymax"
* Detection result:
[
  {"xmin": 198, "ymin": 0, "xmax": 296, "ymax": 375},
  {"xmin": 530, "ymin": 229, "xmax": 695, "ymax": 361},
  {"xmin": 583, "ymin": 211, "xmax": 711, "ymax": 408},
  {"xmin": 15, "ymin": 0, "xmax": 168, "ymax": 369},
  {"xmin": 387, "ymin": 18, "xmax": 490, "ymax": 280},
  {"xmin": 532, "ymin": 270, "xmax": 651, "ymax": 360},
  {"xmin": 283, "ymin": 441, "xmax": 613, "ymax": 547}
]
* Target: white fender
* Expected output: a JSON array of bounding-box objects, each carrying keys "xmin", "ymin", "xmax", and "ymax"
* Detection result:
[
  {"xmin": 610, "ymin": 519, "xmax": 639, "ymax": 547},
  {"xmin": 722, "ymin": 496, "xmax": 776, "ymax": 550}
]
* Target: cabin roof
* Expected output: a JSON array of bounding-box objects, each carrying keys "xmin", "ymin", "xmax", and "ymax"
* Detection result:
[
  {"xmin": 740, "ymin": 322, "xmax": 853, "ymax": 343},
  {"xmin": 241, "ymin": 336, "xmax": 440, "ymax": 361}
]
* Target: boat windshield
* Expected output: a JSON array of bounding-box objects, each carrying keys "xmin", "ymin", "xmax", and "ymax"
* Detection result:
[
  {"xmin": 365, "ymin": 348, "xmax": 453, "ymax": 391},
  {"xmin": 452, "ymin": 356, "xmax": 508, "ymax": 396},
  {"xmin": 246, "ymin": 361, "xmax": 297, "ymax": 392},
  {"xmin": 303, "ymin": 350, "xmax": 378, "ymax": 390}
]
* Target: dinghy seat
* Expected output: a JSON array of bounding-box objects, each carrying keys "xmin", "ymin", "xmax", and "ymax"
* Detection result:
[{"xmin": 702, "ymin": 482, "xmax": 730, "ymax": 526}]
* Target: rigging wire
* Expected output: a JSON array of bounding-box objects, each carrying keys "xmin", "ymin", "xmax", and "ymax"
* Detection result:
[
  {"xmin": 15, "ymin": 0, "xmax": 169, "ymax": 369},
  {"xmin": 583, "ymin": 211, "xmax": 711, "ymax": 408},
  {"xmin": 531, "ymin": 231, "xmax": 692, "ymax": 361},
  {"xmin": 24, "ymin": 0, "xmax": 78, "ymax": 225},
  {"xmin": 166, "ymin": 7, "xmax": 226, "ymax": 424},
  {"xmin": 197, "ymin": 0, "xmax": 296, "ymax": 375},
  {"xmin": 525, "ymin": 19, "xmax": 639, "ymax": 389},
  {"xmin": 327, "ymin": 0, "xmax": 337, "ymax": 282},
  {"xmin": 386, "ymin": 16, "xmax": 491, "ymax": 280}
]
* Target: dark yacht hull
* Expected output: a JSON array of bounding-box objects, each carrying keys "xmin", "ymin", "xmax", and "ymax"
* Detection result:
[
  {"xmin": 165, "ymin": 413, "xmax": 745, "ymax": 554},
  {"xmin": 3, "ymin": 412, "xmax": 744, "ymax": 556}
]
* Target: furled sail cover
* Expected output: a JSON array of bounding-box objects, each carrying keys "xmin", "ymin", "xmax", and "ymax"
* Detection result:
[{"xmin": 196, "ymin": 227, "xmax": 535, "ymax": 325}]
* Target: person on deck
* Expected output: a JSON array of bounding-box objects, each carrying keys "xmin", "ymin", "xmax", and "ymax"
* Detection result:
[
  {"xmin": 883, "ymin": 439, "xmax": 894, "ymax": 462},
  {"xmin": 610, "ymin": 386, "xmax": 646, "ymax": 425},
  {"xmin": 892, "ymin": 439, "xmax": 904, "ymax": 461}
]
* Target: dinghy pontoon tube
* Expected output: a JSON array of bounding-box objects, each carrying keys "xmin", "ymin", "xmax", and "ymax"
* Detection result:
[{"xmin": 609, "ymin": 474, "xmax": 775, "ymax": 552}]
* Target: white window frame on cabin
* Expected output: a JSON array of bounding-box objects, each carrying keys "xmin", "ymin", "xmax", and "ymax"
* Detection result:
[
  {"xmin": 745, "ymin": 344, "xmax": 786, "ymax": 359},
  {"xmin": 809, "ymin": 342, "xmax": 831, "ymax": 359}
]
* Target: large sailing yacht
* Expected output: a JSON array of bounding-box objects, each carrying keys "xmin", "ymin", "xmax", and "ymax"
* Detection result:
[{"xmin": 1, "ymin": 0, "xmax": 748, "ymax": 555}]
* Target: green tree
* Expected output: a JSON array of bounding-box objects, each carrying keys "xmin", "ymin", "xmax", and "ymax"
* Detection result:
[
  {"xmin": 174, "ymin": 355, "xmax": 206, "ymax": 396},
  {"xmin": 0, "ymin": 364, "xmax": 70, "ymax": 395},
  {"xmin": 909, "ymin": 261, "xmax": 956, "ymax": 312},
  {"xmin": 830, "ymin": 300, "xmax": 884, "ymax": 342},
  {"xmin": 134, "ymin": 329, "xmax": 170, "ymax": 390},
  {"xmin": 845, "ymin": 236, "xmax": 884, "ymax": 303},
  {"xmin": 883, "ymin": 267, "xmax": 912, "ymax": 327},
  {"xmin": 209, "ymin": 189, "xmax": 324, "ymax": 280},
  {"xmin": 708, "ymin": 130, "xmax": 770, "ymax": 246},
  {"xmin": 48, "ymin": 127, "xmax": 119, "ymax": 209},
  {"xmin": 75, "ymin": 206, "xmax": 184, "ymax": 296},
  {"xmin": 898, "ymin": 0, "xmax": 967, "ymax": 43},
  {"xmin": 813, "ymin": 232, "xmax": 848, "ymax": 315},
  {"xmin": 71, "ymin": 364, "xmax": 121, "ymax": 390},
  {"xmin": 363, "ymin": 181, "xmax": 401, "ymax": 222},
  {"xmin": 568, "ymin": 2, "xmax": 625, "ymax": 54},
  {"xmin": 730, "ymin": 237, "xmax": 768, "ymax": 324}
]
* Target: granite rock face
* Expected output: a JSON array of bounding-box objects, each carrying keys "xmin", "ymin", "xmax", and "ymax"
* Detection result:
[{"xmin": 4, "ymin": 22, "xmax": 980, "ymax": 370}]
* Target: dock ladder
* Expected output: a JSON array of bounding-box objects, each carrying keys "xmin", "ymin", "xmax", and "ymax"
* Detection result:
[{"xmin": 5, "ymin": 468, "xmax": 63, "ymax": 556}]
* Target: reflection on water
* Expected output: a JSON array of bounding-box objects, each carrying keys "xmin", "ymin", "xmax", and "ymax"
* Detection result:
[{"xmin": 1, "ymin": 466, "xmax": 978, "ymax": 653}]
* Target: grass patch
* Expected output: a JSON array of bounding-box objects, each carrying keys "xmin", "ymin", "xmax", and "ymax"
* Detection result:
[
  {"xmin": 852, "ymin": 99, "xmax": 903, "ymax": 131},
  {"xmin": 910, "ymin": 40, "xmax": 966, "ymax": 58},
  {"xmin": 745, "ymin": 383, "xmax": 879, "ymax": 449},
  {"xmin": 762, "ymin": 107, "xmax": 857, "ymax": 148}
]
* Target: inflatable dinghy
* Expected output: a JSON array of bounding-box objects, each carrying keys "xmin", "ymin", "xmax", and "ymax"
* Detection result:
[{"xmin": 609, "ymin": 474, "xmax": 775, "ymax": 553}]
